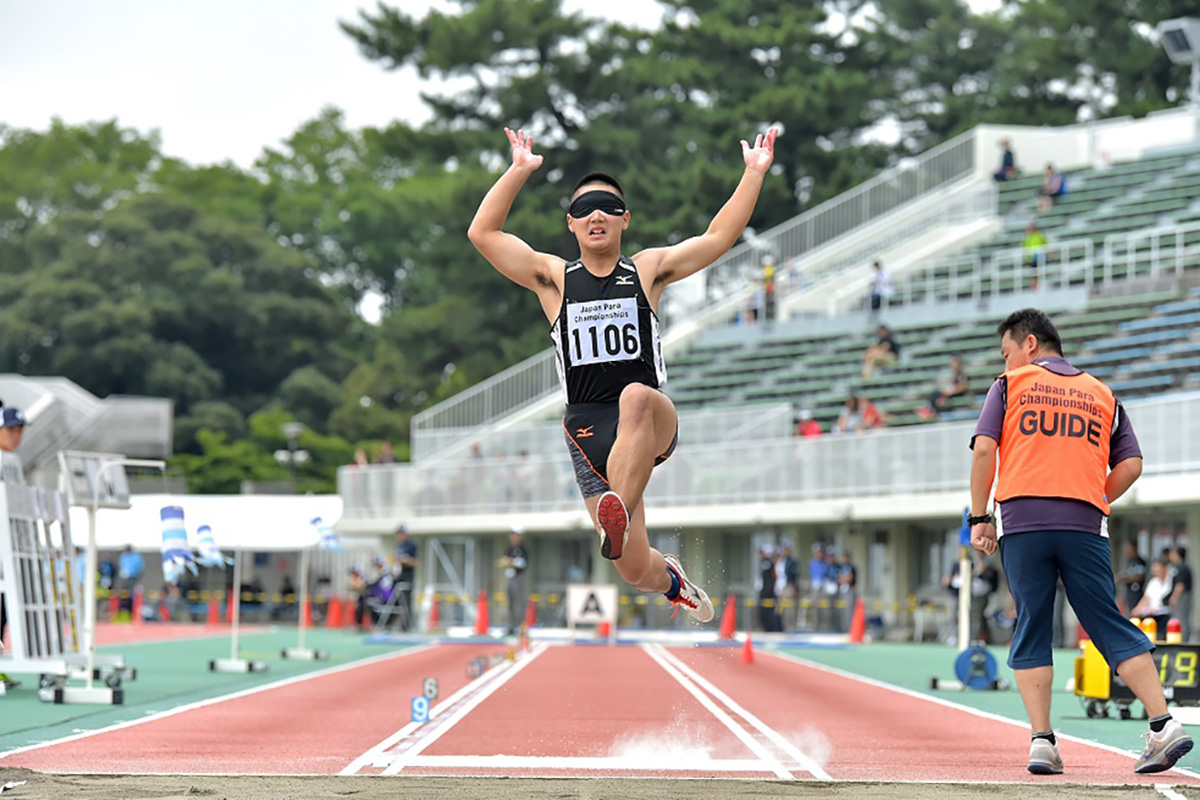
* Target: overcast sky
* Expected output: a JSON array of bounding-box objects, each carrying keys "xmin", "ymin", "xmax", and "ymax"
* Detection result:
[{"xmin": 0, "ymin": 0, "xmax": 665, "ymax": 167}]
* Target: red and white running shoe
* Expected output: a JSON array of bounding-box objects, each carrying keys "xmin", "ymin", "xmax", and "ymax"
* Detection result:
[
  {"xmin": 596, "ymin": 491, "xmax": 629, "ymax": 560},
  {"xmin": 664, "ymin": 554, "xmax": 714, "ymax": 623}
]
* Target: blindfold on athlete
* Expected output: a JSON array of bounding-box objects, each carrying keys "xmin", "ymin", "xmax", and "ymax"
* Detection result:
[{"xmin": 467, "ymin": 125, "xmax": 779, "ymax": 623}]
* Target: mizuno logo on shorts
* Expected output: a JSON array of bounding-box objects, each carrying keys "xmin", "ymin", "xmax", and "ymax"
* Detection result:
[{"xmin": 575, "ymin": 426, "xmax": 595, "ymax": 438}]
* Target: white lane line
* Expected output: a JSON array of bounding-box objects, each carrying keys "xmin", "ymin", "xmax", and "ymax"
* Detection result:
[
  {"xmin": 0, "ymin": 644, "xmax": 437, "ymax": 761},
  {"xmin": 1156, "ymin": 785, "xmax": 1189, "ymax": 800},
  {"xmin": 651, "ymin": 644, "xmax": 832, "ymax": 781},
  {"xmin": 641, "ymin": 644, "xmax": 793, "ymax": 780},
  {"xmin": 340, "ymin": 650, "xmax": 527, "ymax": 775},
  {"xmin": 404, "ymin": 754, "xmax": 772, "ymax": 772},
  {"xmin": 770, "ymin": 650, "xmax": 1200, "ymax": 781},
  {"xmin": 381, "ymin": 644, "xmax": 548, "ymax": 775}
]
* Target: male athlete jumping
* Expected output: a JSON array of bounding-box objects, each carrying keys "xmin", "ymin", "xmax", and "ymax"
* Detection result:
[{"xmin": 468, "ymin": 126, "xmax": 778, "ymax": 622}]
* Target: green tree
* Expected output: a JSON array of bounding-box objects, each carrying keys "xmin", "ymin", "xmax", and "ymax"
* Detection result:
[{"xmin": 876, "ymin": 0, "xmax": 1197, "ymax": 147}]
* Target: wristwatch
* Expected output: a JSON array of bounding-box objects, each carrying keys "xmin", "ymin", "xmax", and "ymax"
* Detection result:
[{"xmin": 968, "ymin": 513, "xmax": 994, "ymax": 526}]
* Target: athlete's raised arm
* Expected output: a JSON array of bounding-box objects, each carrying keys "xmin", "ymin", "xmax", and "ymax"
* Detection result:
[
  {"xmin": 635, "ymin": 128, "xmax": 778, "ymax": 293},
  {"xmin": 467, "ymin": 128, "xmax": 561, "ymax": 294}
]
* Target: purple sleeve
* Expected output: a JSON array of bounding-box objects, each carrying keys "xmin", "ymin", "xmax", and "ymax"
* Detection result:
[
  {"xmin": 1109, "ymin": 399, "xmax": 1142, "ymax": 466},
  {"xmin": 970, "ymin": 378, "xmax": 1005, "ymax": 449}
]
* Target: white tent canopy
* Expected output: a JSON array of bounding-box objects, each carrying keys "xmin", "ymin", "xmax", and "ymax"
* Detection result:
[{"xmin": 69, "ymin": 494, "xmax": 343, "ymax": 552}]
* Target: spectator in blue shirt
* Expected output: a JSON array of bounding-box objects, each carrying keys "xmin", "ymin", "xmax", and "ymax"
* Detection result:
[
  {"xmin": 117, "ymin": 545, "xmax": 145, "ymax": 616},
  {"xmin": 993, "ymin": 138, "xmax": 1017, "ymax": 182}
]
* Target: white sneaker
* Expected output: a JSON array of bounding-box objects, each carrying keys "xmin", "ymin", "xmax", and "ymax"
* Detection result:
[
  {"xmin": 1027, "ymin": 738, "xmax": 1063, "ymax": 774},
  {"xmin": 1135, "ymin": 718, "xmax": 1193, "ymax": 773},
  {"xmin": 663, "ymin": 554, "xmax": 714, "ymax": 623}
]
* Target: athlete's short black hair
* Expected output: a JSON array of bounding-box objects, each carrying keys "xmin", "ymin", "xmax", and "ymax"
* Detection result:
[
  {"xmin": 997, "ymin": 308, "xmax": 1063, "ymax": 355},
  {"xmin": 572, "ymin": 171, "xmax": 624, "ymax": 199}
]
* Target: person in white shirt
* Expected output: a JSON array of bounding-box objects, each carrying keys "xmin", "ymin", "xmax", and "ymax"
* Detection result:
[{"xmin": 1132, "ymin": 559, "xmax": 1174, "ymax": 632}]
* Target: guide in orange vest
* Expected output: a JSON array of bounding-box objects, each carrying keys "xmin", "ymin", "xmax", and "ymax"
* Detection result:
[{"xmin": 968, "ymin": 308, "xmax": 1192, "ymax": 776}]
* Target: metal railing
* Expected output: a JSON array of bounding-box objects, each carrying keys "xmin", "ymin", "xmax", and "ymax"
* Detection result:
[
  {"xmin": 342, "ymin": 392, "xmax": 1200, "ymax": 521},
  {"xmin": 886, "ymin": 219, "xmax": 1200, "ymax": 310},
  {"xmin": 413, "ymin": 402, "xmax": 794, "ymax": 462},
  {"xmin": 1102, "ymin": 221, "xmax": 1200, "ymax": 286},
  {"xmin": 410, "ymin": 130, "xmax": 979, "ymax": 457},
  {"xmin": 884, "ymin": 237, "xmax": 1097, "ymax": 309}
]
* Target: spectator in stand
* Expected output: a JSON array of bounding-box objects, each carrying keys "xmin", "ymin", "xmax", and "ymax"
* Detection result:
[
  {"xmin": 867, "ymin": 260, "xmax": 894, "ymax": 316},
  {"xmin": 1132, "ymin": 559, "xmax": 1175, "ymax": 635},
  {"xmin": 351, "ymin": 449, "xmax": 369, "ymax": 468},
  {"xmin": 835, "ymin": 395, "xmax": 863, "ymax": 434},
  {"xmin": 861, "ymin": 324, "xmax": 900, "ymax": 379},
  {"xmin": 1116, "ymin": 540, "xmax": 1148, "ymax": 615},
  {"xmin": 1023, "ymin": 221, "xmax": 1049, "ymax": 289},
  {"xmin": 919, "ymin": 356, "xmax": 970, "ymax": 420},
  {"xmin": 762, "ymin": 257, "xmax": 777, "ymax": 323},
  {"xmin": 993, "ymin": 138, "xmax": 1018, "ymax": 182},
  {"xmin": 795, "ymin": 409, "xmax": 822, "ymax": 438},
  {"xmin": 1036, "ymin": 163, "xmax": 1066, "ymax": 212},
  {"xmin": 757, "ymin": 545, "xmax": 780, "ymax": 632},
  {"xmin": 837, "ymin": 549, "xmax": 858, "ymax": 632},
  {"xmin": 376, "ymin": 440, "xmax": 396, "ymax": 464},
  {"xmin": 1168, "ymin": 546, "xmax": 1193, "ymax": 641}
]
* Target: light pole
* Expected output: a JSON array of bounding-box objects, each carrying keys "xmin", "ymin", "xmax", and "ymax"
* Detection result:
[
  {"xmin": 1156, "ymin": 18, "xmax": 1200, "ymax": 138},
  {"xmin": 282, "ymin": 421, "xmax": 306, "ymax": 493}
]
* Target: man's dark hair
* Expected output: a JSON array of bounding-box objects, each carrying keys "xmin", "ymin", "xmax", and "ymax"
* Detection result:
[
  {"xmin": 572, "ymin": 171, "xmax": 624, "ymax": 199},
  {"xmin": 997, "ymin": 308, "xmax": 1062, "ymax": 355},
  {"xmin": 1177, "ymin": 546, "xmax": 1188, "ymax": 561}
]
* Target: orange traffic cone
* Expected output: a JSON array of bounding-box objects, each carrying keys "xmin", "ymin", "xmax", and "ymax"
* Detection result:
[
  {"xmin": 427, "ymin": 595, "xmax": 441, "ymax": 632},
  {"xmin": 206, "ymin": 595, "xmax": 220, "ymax": 627},
  {"xmin": 525, "ymin": 598, "xmax": 537, "ymax": 629},
  {"xmin": 741, "ymin": 634, "xmax": 755, "ymax": 664},
  {"xmin": 474, "ymin": 589, "xmax": 490, "ymax": 636},
  {"xmin": 225, "ymin": 589, "xmax": 235, "ymax": 623},
  {"xmin": 848, "ymin": 597, "xmax": 866, "ymax": 644},
  {"xmin": 131, "ymin": 587, "xmax": 143, "ymax": 625},
  {"xmin": 301, "ymin": 597, "xmax": 313, "ymax": 628},
  {"xmin": 326, "ymin": 595, "xmax": 343, "ymax": 629},
  {"xmin": 718, "ymin": 594, "xmax": 737, "ymax": 639}
]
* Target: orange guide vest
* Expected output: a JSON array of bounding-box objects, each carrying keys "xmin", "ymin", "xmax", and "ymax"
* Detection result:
[{"xmin": 995, "ymin": 362, "xmax": 1116, "ymax": 514}]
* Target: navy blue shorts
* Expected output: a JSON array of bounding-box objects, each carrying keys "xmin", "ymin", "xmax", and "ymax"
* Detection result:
[{"xmin": 1000, "ymin": 530, "xmax": 1152, "ymax": 670}]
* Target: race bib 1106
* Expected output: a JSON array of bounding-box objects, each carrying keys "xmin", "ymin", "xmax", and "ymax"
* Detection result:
[{"xmin": 566, "ymin": 297, "xmax": 641, "ymax": 366}]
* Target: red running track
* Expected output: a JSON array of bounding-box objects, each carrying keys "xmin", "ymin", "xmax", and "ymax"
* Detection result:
[{"xmin": 1, "ymin": 641, "xmax": 1197, "ymax": 784}]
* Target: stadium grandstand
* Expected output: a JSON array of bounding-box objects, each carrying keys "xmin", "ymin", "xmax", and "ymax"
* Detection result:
[{"xmin": 340, "ymin": 106, "xmax": 1200, "ymax": 641}]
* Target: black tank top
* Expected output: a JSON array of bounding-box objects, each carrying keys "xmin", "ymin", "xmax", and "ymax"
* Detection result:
[{"xmin": 551, "ymin": 256, "xmax": 666, "ymax": 405}]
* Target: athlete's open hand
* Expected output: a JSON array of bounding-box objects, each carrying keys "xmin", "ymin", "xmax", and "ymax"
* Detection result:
[
  {"xmin": 742, "ymin": 128, "xmax": 778, "ymax": 174},
  {"xmin": 505, "ymin": 127, "xmax": 543, "ymax": 172}
]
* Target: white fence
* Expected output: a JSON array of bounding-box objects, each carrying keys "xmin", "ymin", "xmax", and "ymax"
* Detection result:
[{"xmin": 341, "ymin": 393, "xmax": 1200, "ymax": 521}]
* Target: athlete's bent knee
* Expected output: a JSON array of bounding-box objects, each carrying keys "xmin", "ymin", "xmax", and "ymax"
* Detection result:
[{"xmin": 618, "ymin": 383, "xmax": 657, "ymax": 426}]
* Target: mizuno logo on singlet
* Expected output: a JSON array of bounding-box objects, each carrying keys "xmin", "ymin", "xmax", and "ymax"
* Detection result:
[
  {"xmin": 615, "ymin": 275, "xmax": 635, "ymax": 286},
  {"xmin": 575, "ymin": 426, "xmax": 595, "ymax": 438}
]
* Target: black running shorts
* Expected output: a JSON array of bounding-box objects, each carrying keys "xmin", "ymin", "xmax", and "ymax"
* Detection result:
[{"xmin": 562, "ymin": 401, "xmax": 678, "ymax": 498}]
